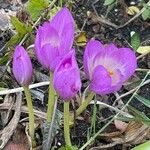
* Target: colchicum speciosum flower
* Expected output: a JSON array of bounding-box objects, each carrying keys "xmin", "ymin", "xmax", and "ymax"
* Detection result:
[
  {"xmin": 12, "ymin": 45, "xmax": 35, "ymax": 147},
  {"xmin": 13, "ymin": 45, "xmax": 33, "ymax": 86},
  {"xmin": 53, "ymin": 50, "xmax": 81, "ymax": 100},
  {"xmin": 35, "ymin": 7, "xmax": 74, "ymax": 71},
  {"xmin": 83, "ymin": 40, "xmax": 137, "ymax": 95}
]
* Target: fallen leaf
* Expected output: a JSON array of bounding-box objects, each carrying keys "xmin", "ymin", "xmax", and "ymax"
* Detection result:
[
  {"xmin": 137, "ymin": 46, "xmax": 150, "ymax": 54},
  {"xmin": 75, "ymin": 32, "xmax": 87, "ymax": 47},
  {"xmin": 114, "ymin": 120, "xmax": 128, "ymax": 132},
  {"xmin": 126, "ymin": 6, "xmax": 140, "ymax": 15}
]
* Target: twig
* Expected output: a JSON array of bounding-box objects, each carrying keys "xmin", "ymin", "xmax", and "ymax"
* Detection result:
[
  {"xmin": 113, "ymin": 79, "xmax": 150, "ymax": 106},
  {"xmin": 92, "ymin": 1, "xmax": 150, "ymax": 29},
  {"xmin": 90, "ymin": 101, "xmax": 133, "ymax": 118},
  {"xmin": 0, "ymin": 103, "xmax": 46, "ymax": 119},
  {"xmin": 0, "ymin": 81, "xmax": 49, "ymax": 95},
  {"xmin": 117, "ymin": 1, "xmax": 150, "ymax": 29}
]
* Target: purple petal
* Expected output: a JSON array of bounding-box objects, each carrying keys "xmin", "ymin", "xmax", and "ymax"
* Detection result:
[
  {"xmin": 109, "ymin": 69, "xmax": 123, "ymax": 92},
  {"xmin": 50, "ymin": 7, "xmax": 74, "ymax": 51},
  {"xmin": 35, "ymin": 22, "xmax": 60, "ymax": 69},
  {"xmin": 104, "ymin": 44, "xmax": 137, "ymax": 81},
  {"xmin": 13, "ymin": 46, "xmax": 33, "ymax": 86},
  {"xmin": 90, "ymin": 65, "xmax": 112, "ymax": 95},
  {"xmin": 53, "ymin": 51, "xmax": 81, "ymax": 100},
  {"xmin": 83, "ymin": 40, "xmax": 104, "ymax": 79},
  {"xmin": 41, "ymin": 44, "xmax": 59, "ymax": 70}
]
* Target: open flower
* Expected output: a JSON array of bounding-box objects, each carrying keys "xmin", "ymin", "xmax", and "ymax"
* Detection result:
[
  {"xmin": 83, "ymin": 40, "xmax": 137, "ymax": 95},
  {"xmin": 35, "ymin": 7, "xmax": 74, "ymax": 71},
  {"xmin": 13, "ymin": 46, "xmax": 33, "ymax": 86},
  {"xmin": 53, "ymin": 50, "xmax": 81, "ymax": 100}
]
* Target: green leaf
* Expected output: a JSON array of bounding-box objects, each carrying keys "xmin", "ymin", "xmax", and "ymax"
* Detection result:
[
  {"xmin": 131, "ymin": 140, "xmax": 150, "ymax": 150},
  {"xmin": 6, "ymin": 34, "xmax": 23, "ymax": 47},
  {"xmin": 7, "ymin": 17, "xmax": 32, "ymax": 47},
  {"xmin": 131, "ymin": 32, "xmax": 141, "ymax": 50},
  {"xmin": 135, "ymin": 94, "xmax": 150, "ymax": 109},
  {"xmin": 0, "ymin": 53, "xmax": 9, "ymax": 65},
  {"xmin": 11, "ymin": 16, "xmax": 32, "ymax": 34},
  {"xmin": 104, "ymin": 0, "xmax": 116, "ymax": 6},
  {"xmin": 59, "ymin": 145, "xmax": 78, "ymax": 150},
  {"xmin": 42, "ymin": 109, "xmax": 63, "ymax": 149},
  {"xmin": 26, "ymin": 0, "xmax": 49, "ymax": 21},
  {"xmin": 128, "ymin": 105, "xmax": 150, "ymax": 126},
  {"xmin": 142, "ymin": 6, "xmax": 150, "ymax": 20}
]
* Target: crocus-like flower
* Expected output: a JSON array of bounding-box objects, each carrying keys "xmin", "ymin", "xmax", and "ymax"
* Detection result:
[
  {"xmin": 83, "ymin": 40, "xmax": 137, "ymax": 95},
  {"xmin": 53, "ymin": 50, "xmax": 81, "ymax": 100},
  {"xmin": 13, "ymin": 46, "xmax": 33, "ymax": 86},
  {"xmin": 35, "ymin": 7, "xmax": 74, "ymax": 71}
]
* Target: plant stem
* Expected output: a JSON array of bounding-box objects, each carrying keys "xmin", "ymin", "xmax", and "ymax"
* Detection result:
[
  {"xmin": 46, "ymin": 71, "xmax": 55, "ymax": 123},
  {"xmin": 23, "ymin": 86, "xmax": 35, "ymax": 147},
  {"xmin": 70, "ymin": 92, "xmax": 95, "ymax": 123},
  {"xmin": 64, "ymin": 101, "xmax": 72, "ymax": 146}
]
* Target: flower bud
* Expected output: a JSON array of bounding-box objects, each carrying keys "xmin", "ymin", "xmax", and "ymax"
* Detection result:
[
  {"xmin": 53, "ymin": 50, "xmax": 81, "ymax": 100},
  {"xmin": 13, "ymin": 46, "xmax": 33, "ymax": 86}
]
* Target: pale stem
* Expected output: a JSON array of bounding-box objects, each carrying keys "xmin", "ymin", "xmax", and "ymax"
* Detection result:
[
  {"xmin": 46, "ymin": 71, "xmax": 55, "ymax": 123},
  {"xmin": 23, "ymin": 86, "xmax": 35, "ymax": 147},
  {"xmin": 64, "ymin": 101, "xmax": 72, "ymax": 146}
]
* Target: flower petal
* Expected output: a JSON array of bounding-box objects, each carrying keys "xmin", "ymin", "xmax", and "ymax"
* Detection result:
[
  {"xmin": 35, "ymin": 23, "xmax": 60, "ymax": 69},
  {"xmin": 105, "ymin": 44, "xmax": 137, "ymax": 81},
  {"xmin": 50, "ymin": 7, "xmax": 74, "ymax": 51},
  {"xmin": 94, "ymin": 44, "xmax": 137, "ymax": 81},
  {"xmin": 13, "ymin": 46, "xmax": 33, "ymax": 86},
  {"xmin": 117, "ymin": 47, "xmax": 137, "ymax": 81},
  {"xmin": 90, "ymin": 65, "xmax": 112, "ymax": 95},
  {"xmin": 83, "ymin": 40, "xmax": 104, "ymax": 79}
]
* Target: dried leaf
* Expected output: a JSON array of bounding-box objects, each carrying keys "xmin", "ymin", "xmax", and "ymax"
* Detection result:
[
  {"xmin": 126, "ymin": 6, "xmax": 140, "ymax": 15},
  {"xmin": 136, "ymin": 46, "xmax": 150, "ymax": 54},
  {"xmin": 114, "ymin": 120, "xmax": 128, "ymax": 132},
  {"xmin": 75, "ymin": 32, "xmax": 87, "ymax": 47}
]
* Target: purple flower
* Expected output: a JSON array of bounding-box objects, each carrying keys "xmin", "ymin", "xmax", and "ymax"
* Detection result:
[
  {"xmin": 83, "ymin": 40, "xmax": 137, "ymax": 95},
  {"xmin": 35, "ymin": 7, "xmax": 74, "ymax": 71},
  {"xmin": 53, "ymin": 50, "xmax": 81, "ymax": 100},
  {"xmin": 13, "ymin": 46, "xmax": 33, "ymax": 86}
]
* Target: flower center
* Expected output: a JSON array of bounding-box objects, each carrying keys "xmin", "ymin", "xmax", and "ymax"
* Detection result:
[{"xmin": 108, "ymin": 70, "xmax": 114, "ymax": 76}]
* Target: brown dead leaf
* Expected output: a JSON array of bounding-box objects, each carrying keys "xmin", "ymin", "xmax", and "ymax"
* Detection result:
[
  {"xmin": 126, "ymin": 6, "xmax": 140, "ymax": 16},
  {"xmin": 4, "ymin": 142, "xmax": 28, "ymax": 150},
  {"xmin": 114, "ymin": 120, "xmax": 128, "ymax": 132},
  {"xmin": 75, "ymin": 32, "xmax": 87, "ymax": 47}
]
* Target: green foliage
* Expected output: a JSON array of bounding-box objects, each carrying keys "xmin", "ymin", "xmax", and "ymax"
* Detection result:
[
  {"xmin": 26, "ymin": 0, "xmax": 49, "ymax": 21},
  {"xmin": 142, "ymin": 5, "xmax": 150, "ymax": 20},
  {"xmin": 42, "ymin": 109, "xmax": 63, "ymax": 150},
  {"xmin": 59, "ymin": 145, "xmax": 78, "ymax": 150},
  {"xmin": 131, "ymin": 140, "xmax": 150, "ymax": 150},
  {"xmin": 7, "ymin": 16, "xmax": 32, "ymax": 47},
  {"xmin": 135, "ymin": 94, "xmax": 150, "ymax": 109},
  {"xmin": 11, "ymin": 16, "xmax": 32, "ymax": 34},
  {"xmin": 131, "ymin": 32, "xmax": 141, "ymax": 50},
  {"xmin": 128, "ymin": 105, "xmax": 150, "ymax": 126},
  {"xmin": 0, "ymin": 53, "xmax": 9, "ymax": 65},
  {"xmin": 104, "ymin": 0, "xmax": 116, "ymax": 6}
]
